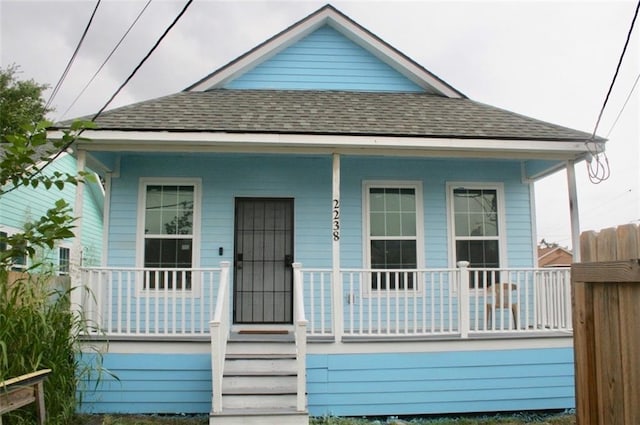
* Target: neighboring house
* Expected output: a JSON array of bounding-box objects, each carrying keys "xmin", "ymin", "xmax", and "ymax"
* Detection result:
[
  {"xmin": 60, "ymin": 5, "xmax": 603, "ymax": 424},
  {"xmin": 0, "ymin": 151, "xmax": 104, "ymax": 274},
  {"xmin": 538, "ymin": 245, "xmax": 573, "ymax": 268}
]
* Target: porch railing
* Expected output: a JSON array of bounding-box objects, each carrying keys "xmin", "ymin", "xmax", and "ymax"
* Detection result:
[
  {"xmin": 78, "ymin": 264, "xmax": 571, "ymax": 339},
  {"xmin": 79, "ymin": 266, "xmax": 228, "ymax": 337},
  {"xmin": 298, "ymin": 264, "xmax": 572, "ymax": 338}
]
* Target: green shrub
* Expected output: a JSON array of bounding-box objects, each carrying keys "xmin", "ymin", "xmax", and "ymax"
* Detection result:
[{"xmin": 0, "ymin": 270, "xmax": 102, "ymax": 424}]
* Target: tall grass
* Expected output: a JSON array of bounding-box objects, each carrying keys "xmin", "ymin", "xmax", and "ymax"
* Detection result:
[{"xmin": 0, "ymin": 270, "xmax": 104, "ymax": 424}]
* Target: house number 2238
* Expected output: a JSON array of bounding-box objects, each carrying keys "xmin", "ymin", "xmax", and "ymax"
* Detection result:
[{"xmin": 332, "ymin": 199, "xmax": 340, "ymax": 241}]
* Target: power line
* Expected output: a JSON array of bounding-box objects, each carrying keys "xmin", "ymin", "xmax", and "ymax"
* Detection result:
[
  {"xmin": 606, "ymin": 71, "xmax": 640, "ymax": 138},
  {"xmin": 45, "ymin": 0, "xmax": 102, "ymax": 111},
  {"xmin": 590, "ymin": 0, "xmax": 640, "ymax": 140},
  {"xmin": 586, "ymin": 0, "xmax": 640, "ymax": 184},
  {"xmin": 59, "ymin": 0, "xmax": 153, "ymax": 121},
  {"xmin": 4, "ymin": 0, "xmax": 194, "ymax": 195},
  {"xmin": 91, "ymin": 0, "xmax": 194, "ymax": 121}
]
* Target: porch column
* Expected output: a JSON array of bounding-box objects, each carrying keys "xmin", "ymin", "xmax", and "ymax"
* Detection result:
[
  {"xmin": 332, "ymin": 153, "xmax": 343, "ymax": 341},
  {"xmin": 566, "ymin": 160, "xmax": 581, "ymax": 262},
  {"xmin": 70, "ymin": 149, "xmax": 86, "ymax": 315}
]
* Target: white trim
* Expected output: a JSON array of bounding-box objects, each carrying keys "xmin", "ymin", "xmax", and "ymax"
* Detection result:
[
  {"xmin": 57, "ymin": 244, "xmax": 72, "ymax": 276},
  {"xmin": 101, "ymin": 172, "xmax": 111, "ymax": 266},
  {"xmin": 83, "ymin": 335, "xmax": 573, "ymax": 355},
  {"xmin": 187, "ymin": 6, "xmax": 462, "ymax": 98},
  {"xmin": 362, "ymin": 181, "xmax": 425, "ymax": 295},
  {"xmin": 566, "ymin": 160, "xmax": 581, "ymax": 260},
  {"xmin": 446, "ymin": 182, "xmax": 508, "ymax": 279},
  {"xmin": 135, "ymin": 178, "xmax": 202, "ymax": 296},
  {"xmin": 64, "ymin": 130, "xmax": 595, "ymax": 161},
  {"xmin": 529, "ymin": 181, "xmax": 539, "ymax": 268}
]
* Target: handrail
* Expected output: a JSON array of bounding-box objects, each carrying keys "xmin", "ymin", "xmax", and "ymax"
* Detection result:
[
  {"xmin": 210, "ymin": 261, "xmax": 230, "ymax": 414},
  {"xmin": 292, "ymin": 263, "xmax": 307, "ymax": 412}
]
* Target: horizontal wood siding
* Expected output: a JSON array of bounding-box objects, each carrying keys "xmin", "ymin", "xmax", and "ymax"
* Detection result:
[
  {"xmin": 307, "ymin": 348, "xmax": 575, "ymax": 416},
  {"xmin": 225, "ymin": 26, "xmax": 424, "ymax": 92},
  {"xmin": 78, "ymin": 353, "xmax": 211, "ymax": 413},
  {"xmin": 340, "ymin": 157, "xmax": 533, "ymax": 269},
  {"xmin": 107, "ymin": 154, "xmax": 332, "ymax": 269},
  {"xmin": 79, "ymin": 348, "xmax": 574, "ymax": 415},
  {"xmin": 0, "ymin": 154, "xmax": 102, "ymax": 268}
]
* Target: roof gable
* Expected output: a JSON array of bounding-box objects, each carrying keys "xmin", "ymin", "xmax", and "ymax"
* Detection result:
[
  {"xmin": 224, "ymin": 26, "xmax": 424, "ymax": 92},
  {"xmin": 187, "ymin": 5, "xmax": 464, "ymax": 97}
]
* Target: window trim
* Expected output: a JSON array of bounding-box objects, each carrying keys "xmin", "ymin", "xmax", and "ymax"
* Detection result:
[
  {"xmin": 362, "ymin": 180, "xmax": 425, "ymax": 295},
  {"xmin": 58, "ymin": 244, "xmax": 71, "ymax": 276},
  {"xmin": 446, "ymin": 182, "xmax": 507, "ymax": 290},
  {"xmin": 136, "ymin": 178, "xmax": 202, "ymax": 295}
]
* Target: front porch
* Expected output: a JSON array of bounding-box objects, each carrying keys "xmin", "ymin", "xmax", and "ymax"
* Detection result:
[{"xmin": 78, "ymin": 263, "xmax": 572, "ymax": 340}]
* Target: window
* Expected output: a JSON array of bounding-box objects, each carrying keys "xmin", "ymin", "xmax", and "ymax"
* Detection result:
[
  {"xmin": 365, "ymin": 182, "xmax": 422, "ymax": 290},
  {"xmin": 0, "ymin": 230, "xmax": 28, "ymax": 271},
  {"xmin": 58, "ymin": 246, "xmax": 70, "ymax": 275},
  {"xmin": 138, "ymin": 180, "xmax": 200, "ymax": 290},
  {"xmin": 449, "ymin": 184, "xmax": 504, "ymax": 288}
]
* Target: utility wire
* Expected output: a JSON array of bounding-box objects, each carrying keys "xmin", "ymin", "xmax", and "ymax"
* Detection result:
[
  {"xmin": 605, "ymin": 71, "xmax": 640, "ymax": 138},
  {"xmin": 45, "ymin": 0, "xmax": 102, "ymax": 111},
  {"xmin": 4, "ymin": 0, "xmax": 194, "ymax": 195},
  {"xmin": 586, "ymin": 0, "xmax": 640, "ymax": 184},
  {"xmin": 59, "ymin": 0, "xmax": 153, "ymax": 121},
  {"xmin": 91, "ymin": 0, "xmax": 193, "ymax": 121},
  {"xmin": 60, "ymin": 0, "xmax": 153, "ymax": 120}
]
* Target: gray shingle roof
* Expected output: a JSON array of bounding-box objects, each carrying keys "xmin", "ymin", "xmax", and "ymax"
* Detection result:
[{"xmin": 84, "ymin": 89, "xmax": 596, "ymax": 141}]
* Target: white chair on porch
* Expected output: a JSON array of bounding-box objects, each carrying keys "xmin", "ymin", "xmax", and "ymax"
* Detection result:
[{"xmin": 486, "ymin": 282, "xmax": 518, "ymax": 329}]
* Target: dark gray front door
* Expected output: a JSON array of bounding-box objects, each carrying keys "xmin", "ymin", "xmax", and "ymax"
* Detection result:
[{"xmin": 233, "ymin": 198, "xmax": 294, "ymax": 324}]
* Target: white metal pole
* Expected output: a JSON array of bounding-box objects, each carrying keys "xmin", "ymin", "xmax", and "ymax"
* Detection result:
[{"xmin": 566, "ymin": 160, "xmax": 581, "ymax": 262}]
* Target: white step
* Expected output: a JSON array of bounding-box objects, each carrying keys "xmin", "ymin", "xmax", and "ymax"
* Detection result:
[
  {"xmin": 223, "ymin": 393, "xmax": 297, "ymax": 410},
  {"xmin": 222, "ymin": 374, "xmax": 296, "ymax": 393},
  {"xmin": 224, "ymin": 357, "xmax": 296, "ymax": 375},
  {"xmin": 210, "ymin": 409, "xmax": 308, "ymax": 425},
  {"xmin": 225, "ymin": 341, "xmax": 296, "ymax": 356}
]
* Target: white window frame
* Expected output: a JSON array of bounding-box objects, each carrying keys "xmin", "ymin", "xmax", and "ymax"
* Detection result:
[
  {"xmin": 362, "ymin": 180, "xmax": 425, "ymax": 296},
  {"xmin": 446, "ymin": 182, "xmax": 507, "ymax": 291},
  {"xmin": 136, "ymin": 177, "xmax": 202, "ymax": 295},
  {"xmin": 57, "ymin": 244, "xmax": 71, "ymax": 276},
  {"xmin": 0, "ymin": 227, "xmax": 28, "ymax": 271}
]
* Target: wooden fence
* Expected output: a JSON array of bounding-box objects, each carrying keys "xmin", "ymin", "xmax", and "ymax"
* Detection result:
[{"xmin": 572, "ymin": 223, "xmax": 640, "ymax": 425}]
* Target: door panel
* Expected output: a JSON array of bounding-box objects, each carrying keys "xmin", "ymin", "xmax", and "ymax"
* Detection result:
[{"xmin": 234, "ymin": 198, "xmax": 293, "ymax": 324}]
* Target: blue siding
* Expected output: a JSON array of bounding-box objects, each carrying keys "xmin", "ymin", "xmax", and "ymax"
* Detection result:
[
  {"xmin": 79, "ymin": 347, "xmax": 575, "ymax": 415},
  {"xmin": 226, "ymin": 26, "xmax": 424, "ymax": 92},
  {"xmin": 308, "ymin": 348, "xmax": 575, "ymax": 416},
  {"xmin": 78, "ymin": 353, "xmax": 211, "ymax": 414},
  {"xmin": 108, "ymin": 154, "xmax": 532, "ymax": 270},
  {"xmin": 0, "ymin": 154, "xmax": 103, "ymax": 268}
]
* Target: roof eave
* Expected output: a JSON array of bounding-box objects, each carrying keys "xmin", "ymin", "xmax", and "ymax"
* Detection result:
[{"xmin": 51, "ymin": 129, "xmax": 599, "ymax": 161}]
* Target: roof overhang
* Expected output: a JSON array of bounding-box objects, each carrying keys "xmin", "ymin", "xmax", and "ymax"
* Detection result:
[{"xmin": 50, "ymin": 129, "xmax": 598, "ymax": 162}]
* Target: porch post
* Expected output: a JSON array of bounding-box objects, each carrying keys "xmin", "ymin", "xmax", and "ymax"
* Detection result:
[
  {"xmin": 457, "ymin": 261, "xmax": 470, "ymax": 338},
  {"xmin": 332, "ymin": 153, "xmax": 343, "ymax": 342},
  {"xmin": 70, "ymin": 149, "xmax": 86, "ymax": 316},
  {"xmin": 566, "ymin": 160, "xmax": 581, "ymax": 262}
]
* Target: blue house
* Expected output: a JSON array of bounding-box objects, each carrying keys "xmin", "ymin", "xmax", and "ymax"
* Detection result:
[
  {"xmin": 65, "ymin": 5, "xmax": 602, "ymax": 424},
  {"xmin": 0, "ymin": 151, "xmax": 103, "ymax": 274}
]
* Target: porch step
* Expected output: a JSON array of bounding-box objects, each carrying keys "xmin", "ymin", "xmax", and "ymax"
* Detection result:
[
  {"xmin": 210, "ymin": 409, "xmax": 308, "ymax": 425},
  {"xmin": 215, "ymin": 338, "xmax": 307, "ymax": 423},
  {"xmin": 222, "ymin": 375, "xmax": 297, "ymax": 393}
]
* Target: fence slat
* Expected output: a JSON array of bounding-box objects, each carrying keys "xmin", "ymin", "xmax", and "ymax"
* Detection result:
[{"xmin": 574, "ymin": 224, "xmax": 640, "ymax": 425}]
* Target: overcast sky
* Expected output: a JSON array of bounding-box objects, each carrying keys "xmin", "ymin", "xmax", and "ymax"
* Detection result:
[{"xmin": 1, "ymin": 0, "xmax": 639, "ymax": 248}]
